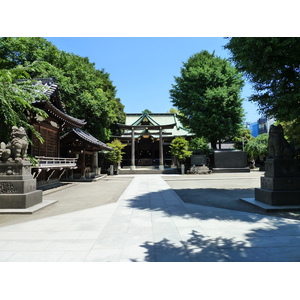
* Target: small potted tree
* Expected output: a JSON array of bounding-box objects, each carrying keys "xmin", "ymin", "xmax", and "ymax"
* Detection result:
[
  {"xmin": 169, "ymin": 136, "xmax": 192, "ymax": 174},
  {"xmin": 106, "ymin": 139, "xmax": 126, "ymax": 175}
]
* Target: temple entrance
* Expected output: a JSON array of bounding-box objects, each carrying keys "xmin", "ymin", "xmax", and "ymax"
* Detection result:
[{"xmin": 136, "ymin": 136, "xmax": 158, "ymax": 166}]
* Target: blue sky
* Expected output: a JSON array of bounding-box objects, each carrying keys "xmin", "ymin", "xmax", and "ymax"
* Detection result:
[{"xmin": 45, "ymin": 37, "xmax": 260, "ymax": 123}]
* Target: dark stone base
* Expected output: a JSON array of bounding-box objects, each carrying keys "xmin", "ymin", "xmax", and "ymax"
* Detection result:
[
  {"xmin": 212, "ymin": 168, "xmax": 250, "ymax": 173},
  {"xmin": 240, "ymin": 197, "xmax": 300, "ymax": 212},
  {"xmin": 255, "ymin": 188, "xmax": 300, "ymax": 206},
  {"xmin": 261, "ymin": 177, "xmax": 300, "ymax": 191},
  {"xmin": 0, "ymin": 190, "xmax": 43, "ymax": 208}
]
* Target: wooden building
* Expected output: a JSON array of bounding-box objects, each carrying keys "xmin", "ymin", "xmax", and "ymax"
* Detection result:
[
  {"xmin": 28, "ymin": 78, "xmax": 110, "ymax": 186},
  {"xmin": 60, "ymin": 128, "xmax": 112, "ymax": 179},
  {"xmin": 112, "ymin": 112, "xmax": 193, "ymax": 169}
]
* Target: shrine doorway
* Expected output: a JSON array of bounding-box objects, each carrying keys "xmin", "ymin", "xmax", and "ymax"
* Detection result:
[{"xmin": 136, "ymin": 136, "xmax": 158, "ymax": 166}]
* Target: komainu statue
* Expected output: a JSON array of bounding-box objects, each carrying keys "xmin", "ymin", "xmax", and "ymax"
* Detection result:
[
  {"xmin": 0, "ymin": 126, "xmax": 29, "ymax": 162},
  {"xmin": 267, "ymin": 124, "xmax": 294, "ymax": 159}
]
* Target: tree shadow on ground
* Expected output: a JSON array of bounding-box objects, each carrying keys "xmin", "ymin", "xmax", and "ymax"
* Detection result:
[
  {"xmin": 126, "ymin": 186, "xmax": 300, "ymax": 222},
  {"xmin": 130, "ymin": 226, "xmax": 300, "ymax": 262},
  {"xmin": 126, "ymin": 186, "xmax": 300, "ymax": 261},
  {"xmin": 126, "ymin": 188, "xmax": 269, "ymax": 223}
]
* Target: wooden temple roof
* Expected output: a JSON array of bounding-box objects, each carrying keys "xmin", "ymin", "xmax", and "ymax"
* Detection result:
[
  {"xmin": 32, "ymin": 77, "xmax": 86, "ymax": 128},
  {"xmin": 61, "ymin": 128, "xmax": 112, "ymax": 151},
  {"xmin": 35, "ymin": 101, "xmax": 86, "ymax": 128}
]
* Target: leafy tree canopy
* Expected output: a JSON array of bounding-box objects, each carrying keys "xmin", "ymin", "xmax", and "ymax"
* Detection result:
[
  {"xmin": 106, "ymin": 139, "xmax": 126, "ymax": 164},
  {"xmin": 244, "ymin": 133, "xmax": 268, "ymax": 160},
  {"xmin": 189, "ymin": 137, "xmax": 211, "ymax": 155},
  {"xmin": 0, "ymin": 68, "xmax": 48, "ymax": 142},
  {"xmin": 170, "ymin": 50, "xmax": 245, "ymax": 149},
  {"xmin": 169, "ymin": 136, "xmax": 192, "ymax": 166},
  {"xmin": 0, "ymin": 37, "xmax": 125, "ymax": 142},
  {"xmin": 168, "ymin": 107, "xmax": 178, "ymax": 114},
  {"xmin": 142, "ymin": 109, "xmax": 152, "ymax": 114},
  {"xmin": 276, "ymin": 121, "xmax": 300, "ymax": 156},
  {"xmin": 225, "ymin": 37, "xmax": 300, "ymax": 123},
  {"xmin": 232, "ymin": 128, "xmax": 254, "ymax": 150}
]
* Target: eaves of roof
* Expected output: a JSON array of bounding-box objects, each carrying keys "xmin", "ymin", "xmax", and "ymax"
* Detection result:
[
  {"xmin": 61, "ymin": 128, "xmax": 112, "ymax": 151},
  {"xmin": 38, "ymin": 101, "xmax": 86, "ymax": 128}
]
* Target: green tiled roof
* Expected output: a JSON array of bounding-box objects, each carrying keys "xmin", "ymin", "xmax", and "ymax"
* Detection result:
[{"xmin": 124, "ymin": 113, "xmax": 193, "ymax": 137}]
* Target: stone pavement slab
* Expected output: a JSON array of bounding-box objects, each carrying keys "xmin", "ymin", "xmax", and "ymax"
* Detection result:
[{"xmin": 0, "ymin": 174, "xmax": 300, "ymax": 261}]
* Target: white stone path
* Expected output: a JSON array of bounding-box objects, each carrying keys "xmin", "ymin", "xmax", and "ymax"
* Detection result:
[{"xmin": 1, "ymin": 175, "xmax": 300, "ymax": 261}]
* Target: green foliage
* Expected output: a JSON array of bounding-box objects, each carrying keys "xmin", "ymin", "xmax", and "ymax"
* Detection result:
[
  {"xmin": 189, "ymin": 137, "xmax": 211, "ymax": 155},
  {"xmin": 142, "ymin": 109, "xmax": 152, "ymax": 114},
  {"xmin": 0, "ymin": 37, "xmax": 126, "ymax": 142},
  {"xmin": 279, "ymin": 121, "xmax": 300, "ymax": 156},
  {"xmin": 168, "ymin": 107, "xmax": 178, "ymax": 114},
  {"xmin": 106, "ymin": 139, "xmax": 126, "ymax": 164},
  {"xmin": 232, "ymin": 128, "xmax": 254, "ymax": 150},
  {"xmin": 170, "ymin": 50, "xmax": 245, "ymax": 149},
  {"xmin": 169, "ymin": 136, "xmax": 192, "ymax": 165},
  {"xmin": 244, "ymin": 133, "xmax": 268, "ymax": 160},
  {"xmin": 225, "ymin": 37, "xmax": 300, "ymax": 123},
  {"xmin": 0, "ymin": 37, "xmax": 60, "ymax": 69},
  {"xmin": 0, "ymin": 68, "xmax": 48, "ymax": 142}
]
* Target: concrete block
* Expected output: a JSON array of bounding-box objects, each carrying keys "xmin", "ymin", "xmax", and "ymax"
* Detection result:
[
  {"xmin": 0, "ymin": 190, "xmax": 43, "ymax": 208},
  {"xmin": 255, "ymin": 188, "xmax": 300, "ymax": 206}
]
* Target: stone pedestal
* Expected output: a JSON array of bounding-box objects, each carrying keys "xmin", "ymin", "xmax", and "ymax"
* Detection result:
[
  {"xmin": 0, "ymin": 161, "xmax": 42, "ymax": 209},
  {"xmin": 255, "ymin": 159, "xmax": 300, "ymax": 206},
  {"xmin": 212, "ymin": 150, "xmax": 250, "ymax": 173}
]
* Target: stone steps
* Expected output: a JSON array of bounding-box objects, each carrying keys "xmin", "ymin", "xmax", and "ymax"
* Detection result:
[{"xmin": 119, "ymin": 167, "xmax": 178, "ymax": 174}]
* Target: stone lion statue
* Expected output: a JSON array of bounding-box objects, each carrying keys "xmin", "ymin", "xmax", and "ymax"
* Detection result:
[
  {"xmin": 268, "ymin": 124, "xmax": 294, "ymax": 159},
  {"xmin": 0, "ymin": 126, "xmax": 29, "ymax": 162}
]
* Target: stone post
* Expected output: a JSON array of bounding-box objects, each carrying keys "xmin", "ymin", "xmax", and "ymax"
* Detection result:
[
  {"xmin": 159, "ymin": 127, "xmax": 164, "ymax": 170},
  {"xmin": 131, "ymin": 128, "xmax": 135, "ymax": 170},
  {"xmin": 0, "ymin": 161, "xmax": 42, "ymax": 208}
]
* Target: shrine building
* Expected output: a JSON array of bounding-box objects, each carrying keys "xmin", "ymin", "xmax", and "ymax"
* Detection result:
[
  {"xmin": 29, "ymin": 78, "xmax": 111, "ymax": 186},
  {"xmin": 112, "ymin": 112, "xmax": 193, "ymax": 169}
]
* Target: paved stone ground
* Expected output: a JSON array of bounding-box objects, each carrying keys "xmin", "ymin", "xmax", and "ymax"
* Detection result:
[
  {"xmin": 1, "ymin": 172, "xmax": 300, "ymax": 262},
  {"xmin": 0, "ymin": 176, "xmax": 133, "ymax": 227},
  {"xmin": 164, "ymin": 171, "xmax": 300, "ymax": 221}
]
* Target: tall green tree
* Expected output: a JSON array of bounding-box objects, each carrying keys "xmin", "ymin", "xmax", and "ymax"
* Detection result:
[
  {"xmin": 224, "ymin": 37, "xmax": 300, "ymax": 123},
  {"xmin": 0, "ymin": 68, "xmax": 48, "ymax": 142},
  {"xmin": 170, "ymin": 50, "xmax": 245, "ymax": 149},
  {"xmin": 0, "ymin": 37, "xmax": 125, "ymax": 142}
]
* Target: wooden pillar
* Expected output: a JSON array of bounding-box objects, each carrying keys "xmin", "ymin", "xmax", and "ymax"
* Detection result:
[
  {"xmin": 81, "ymin": 150, "xmax": 86, "ymax": 178},
  {"xmin": 159, "ymin": 127, "xmax": 164, "ymax": 170},
  {"xmin": 131, "ymin": 128, "xmax": 135, "ymax": 170},
  {"xmin": 91, "ymin": 151, "xmax": 95, "ymax": 172}
]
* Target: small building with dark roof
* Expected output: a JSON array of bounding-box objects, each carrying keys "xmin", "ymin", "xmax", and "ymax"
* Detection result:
[
  {"xmin": 28, "ymin": 78, "xmax": 110, "ymax": 186},
  {"xmin": 60, "ymin": 128, "xmax": 112, "ymax": 179}
]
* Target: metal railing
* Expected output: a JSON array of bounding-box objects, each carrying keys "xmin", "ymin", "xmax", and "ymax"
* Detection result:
[{"xmin": 35, "ymin": 156, "xmax": 77, "ymax": 169}]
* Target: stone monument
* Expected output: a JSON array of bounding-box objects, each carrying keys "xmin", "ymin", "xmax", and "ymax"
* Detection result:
[
  {"xmin": 0, "ymin": 126, "xmax": 42, "ymax": 208},
  {"xmin": 212, "ymin": 150, "xmax": 250, "ymax": 173},
  {"xmin": 254, "ymin": 124, "xmax": 300, "ymax": 206},
  {"xmin": 241, "ymin": 124, "xmax": 300, "ymax": 208}
]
